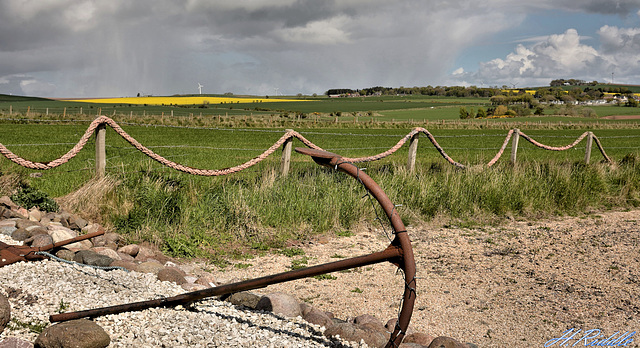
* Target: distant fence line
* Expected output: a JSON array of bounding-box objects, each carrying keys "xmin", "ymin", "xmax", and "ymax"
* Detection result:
[{"xmin": 0, "ymin": 116, "xmax": 613, "ymax": 178}]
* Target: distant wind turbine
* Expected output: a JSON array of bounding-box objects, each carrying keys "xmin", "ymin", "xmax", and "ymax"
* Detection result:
[
  {"xmin": 274, "ymin": 88, "xmax": 279, "ymax": 96},
  {"xmin": 198, "ymin": 83, "xmax": 204, "ymax": 95}
]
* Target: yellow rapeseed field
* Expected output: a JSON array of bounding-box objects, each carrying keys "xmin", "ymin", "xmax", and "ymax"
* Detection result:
[{"xmin": 67, "ymin": 96, "xmax": 303, "ymax": 105}]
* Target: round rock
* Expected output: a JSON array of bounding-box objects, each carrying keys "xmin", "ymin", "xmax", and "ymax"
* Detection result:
[
  {"xmin": 135, "ymin": 260, "xmax": 164, "ymax": 274},
  {"xmin": 324, "ymin": 322, "xmax": 388, "ymax": 348},
  {"xmin": 30, "ymin": 234, "xmax": 54, "ymax": 249},
  {"xmin": 0, "ymin": 292, "xmax": 10, "ymax": 335},
  {"xmin": 35, "ymin": 319, "xmax": 110, "ymax": 348},
  {"xmin": 404, "ymin": 332, "xmax": 436, "ymax": 346},
  {"xmin": 224, "ymin": 291, "xmax": 262, "ymax": 310},
  {"xmin": 0, "ymin": 337, "xmax": 34, "ymax": 348},
  {"xmin": 73, "ymin": 250, "xmax": 114, "ymax": 267},
  {"xmin": 300, "ymin": 303, "xmax": 333, "ymax": 328},
  {"xmin": 255, "ymin": 292, "xmax": 302, "ymax": 318},
  {"xmin": 117, "ymin": 244, "xmax": 139, "ymax": 257},
  {"xmin": 11, "ymin": 228, "xmax": 29, "ymax": 242},
  {"xmin": 55, "ymin": 249, "xmax": 76, "ymax": 262},
  {"xmin": 195, "ymin": 273, "xmax": 219, "ymax": 288},
  {"xmin": 157, "ymin": 268, "xmax": 187, "ymax": 285},
  {"xmin": 427, "ymin": 336, "xmax": 469, "ymax": 348},
  {"xmin": 92, "ymin": 247, "xmax": 121, "ymax": 261}
]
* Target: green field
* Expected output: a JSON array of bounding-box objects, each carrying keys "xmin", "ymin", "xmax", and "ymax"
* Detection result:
[
  {"xmin": 1, "ymin": 93, "xmax": 639, "ymax": 126},
  {"xmin": 1, "ymin": 93, "xmax": 639, "ymax": 261},
  {"xmin": 1, "ymin": 122, "xmax": 638, "ymax": 197}
]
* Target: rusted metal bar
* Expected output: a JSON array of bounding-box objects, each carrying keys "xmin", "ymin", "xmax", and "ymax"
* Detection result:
[
  {"xmin": 0, "ymin": 229, "xmax": 106, "ymax": 267},
  {"xmin": 297, "ymin": 148, "xmax": 416, "ymax": 347},
  {"xmin": 50, "ymin": 148, "xmax": 417, "ymax": 348},
  {"xmin": 51, "ymin": 244, "xmax": 402, "ymax": 322}
]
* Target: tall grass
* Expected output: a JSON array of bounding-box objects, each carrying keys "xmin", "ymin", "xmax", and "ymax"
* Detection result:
[
  {"xmin": 66, "ymin": 157, "xmax": 640, "ymax": 263},
  {"xmin": 98, "ymin": 165, "xmax": 367, "ymax": 262},
  {"xmin": 385, "ymin": 160, "xmax": 639, "ymax": 224}
]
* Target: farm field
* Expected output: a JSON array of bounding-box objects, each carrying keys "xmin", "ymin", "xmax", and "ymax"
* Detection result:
[
  {"xmin": 66, "ymin": 95, "xmax": 302, "ymax": 105},
  {"xmin": 0, "ymin": 121, "xmax": 638, "ymax": 196},
  {"xmin": 1, "ymin": 94, "xmax": 640, "ymax": 125},
  {"xmin": 1, "ymin": 94, "xmax": 639, "ymax": 261}
]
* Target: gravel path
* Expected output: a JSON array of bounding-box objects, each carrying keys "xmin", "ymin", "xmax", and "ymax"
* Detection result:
[
  {"xmin": 0, "ymin": 234, "xmax": 363, "ymax": 347},
  {"xmin": 207, "ymin": 209, "xmax": 640, "ymax": 347}
]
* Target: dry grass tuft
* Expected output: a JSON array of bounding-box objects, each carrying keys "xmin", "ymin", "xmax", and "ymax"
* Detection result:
[
  {"xmin": 0, "ymin": 173, "xmax": 20, "ymax": 196},
  {"xmin": 57, "ymin": 175, "xmax": 120, "ymax": 222}
]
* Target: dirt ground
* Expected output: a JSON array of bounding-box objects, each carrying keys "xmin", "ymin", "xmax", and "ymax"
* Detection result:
[{"xmin": 205, "ymin": 209, "xmax": 640, "ymax": 347}]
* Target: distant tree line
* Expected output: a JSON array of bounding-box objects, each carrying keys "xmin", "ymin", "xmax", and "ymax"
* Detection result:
[
  {"xmin": 326, "ymin": 86, "xmax": 501, "ymax": 98},
  {"xmin": 326, "ymin": 80, "xmax": 636, "ymax": 100},
  {"xmin": 549, "ymin": 79, "xmax": 597, "ymax": 87}
]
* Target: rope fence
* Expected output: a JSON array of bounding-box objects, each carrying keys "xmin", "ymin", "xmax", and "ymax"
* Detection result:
[{"xmin": 0, "ymin": 116, "xmax": 617, "ymax": 178}]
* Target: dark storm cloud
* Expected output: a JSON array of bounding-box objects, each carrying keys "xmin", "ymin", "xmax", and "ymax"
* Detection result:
[{"xmin": 1, "ymin": 0, "xmax": 639, "ymax": 97}]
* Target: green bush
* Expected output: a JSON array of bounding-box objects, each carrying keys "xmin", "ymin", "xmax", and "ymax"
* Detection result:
[{"xmin": 10, "ymin": 186, "xmax": 59, "ymax": 212}]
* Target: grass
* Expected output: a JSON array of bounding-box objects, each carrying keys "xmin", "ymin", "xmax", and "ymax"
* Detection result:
[
  {"xmin": 19, "ymin": 157, "xmax": 634, "ymax": 263},
  {"xmin": 1, "ymin": 114, "xmax": 639, "ymax": 263},
  {"xmin": 8, "ymin": 318, "xmax": 48, "ymax": 334}
]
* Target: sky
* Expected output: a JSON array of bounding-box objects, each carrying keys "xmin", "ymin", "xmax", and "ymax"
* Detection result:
[{"xmin": 1, "ymin": 0, "xmax": 640, "ymax": 98}]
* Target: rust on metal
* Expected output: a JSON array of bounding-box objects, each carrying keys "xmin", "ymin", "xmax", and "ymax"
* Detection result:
[
  {"xmin": 50, "ymin": 148, "xmax": 417, "ymax": 348},
  {"xmin": 0, "ymin": 230, "xmax": 106, "ymax": 267}
]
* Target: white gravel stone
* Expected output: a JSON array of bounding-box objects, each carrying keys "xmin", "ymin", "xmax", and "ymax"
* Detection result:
[{"xmin": 0, "ymin": 234, "xmax": 364, "ymax": 347}]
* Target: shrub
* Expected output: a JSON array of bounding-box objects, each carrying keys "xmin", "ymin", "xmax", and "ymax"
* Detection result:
[
  {"xmin": 493, "ymin": 105, "xmax": 508, "ymax": 116},
  {"xmin": 10, "ymin": 186, "xmax": 59, "ymax": 212}
]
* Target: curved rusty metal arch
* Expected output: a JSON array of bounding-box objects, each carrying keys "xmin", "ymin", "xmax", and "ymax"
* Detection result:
[{"xmin": 50, "ymin": 148, "xmax": 417, "ymax": 348}]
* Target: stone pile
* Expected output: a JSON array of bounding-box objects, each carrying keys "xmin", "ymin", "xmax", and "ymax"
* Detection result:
[{"xmin": 0, "ymin": 196, "xmax": 474, "ymax": 348}]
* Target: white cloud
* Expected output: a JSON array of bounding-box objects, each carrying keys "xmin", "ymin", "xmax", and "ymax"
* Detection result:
[
  {"xmin": 273, "ymin": 16, "xmax": 351, "ymax": 45},
  {"xmin": 459, "ymin": 26, "xmax": 640, "ymax": 86},
  {"xmin": 19, "ymin": 79, "xmax": 57, "ymax": 96}
]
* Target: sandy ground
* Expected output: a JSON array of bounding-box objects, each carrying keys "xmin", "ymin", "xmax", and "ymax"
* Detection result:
[{"xmin": 204, "ymin": 209, "xmax": 640, "ymax": 347}]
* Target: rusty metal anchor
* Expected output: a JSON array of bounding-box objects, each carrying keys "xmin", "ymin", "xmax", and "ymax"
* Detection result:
[
  {"xmin": 0, "ymin": 229, "xmax": 106, "ymax": 267},
  {"xmin": 49, "ymin": 148, "xmax": 417, "ymax": 347}
]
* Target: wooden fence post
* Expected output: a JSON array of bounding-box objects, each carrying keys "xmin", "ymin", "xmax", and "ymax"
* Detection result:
[
  {"xmin": 95, "ymin": 121, "xmax": 106, "ymax": 177},
  {"xmin": 584, "ymin": 131, "xmax": 593, "ymax": 164},
  {"xmin": 407, "ymin": 132, "xmax": 419, "ymax": 173},
  {"xmin": 9, "ymin": 105, "xmax": 11, "ymax": 115},
  {"xmin": 280, "ymin": 129, "xmax": 294, "ymax": 176},
  {"xmin": 511, "ymin": 129, "xmax": 520, "ymax": 164}
]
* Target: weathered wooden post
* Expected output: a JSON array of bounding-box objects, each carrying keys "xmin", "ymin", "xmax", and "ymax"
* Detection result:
[
  {"xmin": 407, "ymin": 132, "xmax": 420, "ymax": 173},
  {"xmin": 511, "ymin": 129, "xmax": 520, "ymax": 164},
  {"xmin": 95, "ymin": 121, "xmax": 106, "ymax": 177},
  {"xmin": 9, "ymin": 105, "xmax": 11, "ymax": 115},
  {"xmin": 280, "ymin": 129, "xmax": 294, "ymax": 176},
  {"xmin": 584, "ymin": 131, "xmax": 594, "ymax": 164}
]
